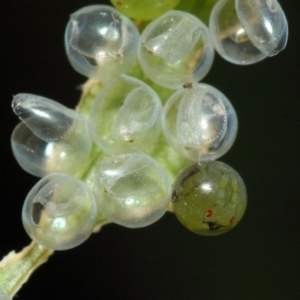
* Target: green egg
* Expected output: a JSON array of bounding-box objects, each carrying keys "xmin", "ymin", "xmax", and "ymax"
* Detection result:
[{"xmin": 172, "ymin": 161, "xmax": 247, "ymax": 236}]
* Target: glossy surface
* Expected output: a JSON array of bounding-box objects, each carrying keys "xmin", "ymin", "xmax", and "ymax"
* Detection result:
[
  {"xmin": 94, "ymin": 152, "xmax": 171, "ymax": 228},
  {"xmin": 89, "ymin": 75, "xmax": 162, "ymax": 155},
  {"xmin": 65, "ymin": 5, "xmax": 139, "ymax": 81},
  {"xmin": 22, "ymin": 174, "xmax": 97, "ymax": 250},
  {"xmin": 111, "ymin": 0, "xmax": 180, "ymax": 20},
  {"xmin": 162, "ymin": 84, "xmax": 238, "ymax": 161},
  {"xmin": 172, "ymin": 161, "xmax": 247, "ymax": 236},
  {"xmin": 236, "ymin": 0, "xmax": 288, "ymax": 56},
  {"xmin": 11, "ymin": 94, "xmax": 92, "ymax": 177},
  {"xmin": 209, "ymin": 0, "xmax": 288, "ymax": 65},
  {"xmin": 138, "ymin": 10, "xmax": 214, "ymax": 89}
]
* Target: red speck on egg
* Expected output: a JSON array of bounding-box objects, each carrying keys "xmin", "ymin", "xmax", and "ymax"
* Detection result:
[{"xmin": 206, "ymin": 210, "xmax": 212, "ymax": 218}]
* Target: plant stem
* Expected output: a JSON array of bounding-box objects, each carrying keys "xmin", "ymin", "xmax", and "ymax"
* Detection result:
[
  {"xmin": 0, "ymin": 216, "xmax": 110, "ymax": 297},
  {"xmin": 0, "ymin": 242, "xmax": 53, "ymax": 298}
]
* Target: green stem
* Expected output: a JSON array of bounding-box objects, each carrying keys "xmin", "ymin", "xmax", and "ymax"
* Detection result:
[
  {"xmin": 0, "ymin": 242, "xmax": 53, "ymax": 298},
  {"xmin": 176, "ymin": 0, "xmax": 219, "ymax": 25},
  {"xmin": 0, "ymin": 218, "xmax": 110, "ymax": 297}
]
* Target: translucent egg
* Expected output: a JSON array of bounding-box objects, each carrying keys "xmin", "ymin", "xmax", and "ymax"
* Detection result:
[
  {"xmin": 0, "ymin": 289, "xmax": 11, "ymax": 300},
  {"xmin": 65, "ymin": 5, "xmax": 140, "ymax": 81},
  {"xmin": 11, "ymin": 94, "xmax": 92, "ymax": 177},
  {"xmin": 209, "ymin": 0, "xmax": 288, "ymax": 65},
  {"xmin": 22, "ymin": 173, "xmax": 98, "ymax": 250},
  {"xmin": 162, "ymin": 83, "xmax": 238, "ymax": 161},
  {"xmin": 138, "ymin": 10, "xmax": 214, "ymax": 89},
  {"xmin": 94, "ymin": 152, "xmax": 171, "ymax": 228},
  {"xmin": 172, "ymin": 161, "xmax": 247, "ymax": 236},
  {"xmin": 89, "ymin": 75, "xmax": 162, "ymax": 155}
]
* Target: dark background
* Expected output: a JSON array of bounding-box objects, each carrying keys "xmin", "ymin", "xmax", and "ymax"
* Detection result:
[{"xmin": 0, "ymin": 1, "xmax": 299, "ymax": 299}]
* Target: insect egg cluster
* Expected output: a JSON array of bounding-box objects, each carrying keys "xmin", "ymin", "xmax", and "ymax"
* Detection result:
[{"xmin": 10, "ymin": 1, "xmax": 288, "ymax": 249}]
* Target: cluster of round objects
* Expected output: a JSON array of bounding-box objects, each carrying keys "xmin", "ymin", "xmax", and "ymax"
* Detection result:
[{"xmin": 10, "ymin": 1, "xmax": 288, "ymax": 250}]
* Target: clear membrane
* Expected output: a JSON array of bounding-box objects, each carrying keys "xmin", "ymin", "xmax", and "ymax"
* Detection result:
[
  {"xmin": 22, "ymin": 173, "xmax": 98, "ymax": 250},
  {"xmin": 209, "ymin": 0, "xmax": 288, "ymax": 65},
  {"xmin": 236, "ymin": 0, "xmax": 288, "ymax": 56},
  {"xmin": 11, "ymin": 94, "xmax": 92, "ymax": 177},
  {"xmin": 162, "ymin": 84, "xmax": 238, "ymax": 161},
  {"xmin": 65, "ymin": 5, "xmax": 140, "ymax": 81},
  {"xmin": 94, "ymin": 152, "xmax": 171, "ymax": 228},
  {"xmin": 89, "ymin": 75, "xmax": 162, "ymax": 155},
  {"xmin": 138, "ymin": 10, "xmax": 214, "ymax": 89},
  {"xmin": 177, "ymin": 86, "xmax": 227, "ymax": 150}
]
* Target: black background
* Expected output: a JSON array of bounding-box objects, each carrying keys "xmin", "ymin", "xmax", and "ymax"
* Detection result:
[{"xmin": 0, "ymin": 1, "xmax": 299, "ymax": 299}]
